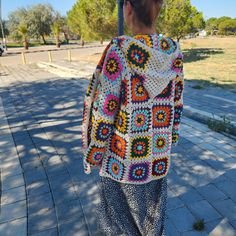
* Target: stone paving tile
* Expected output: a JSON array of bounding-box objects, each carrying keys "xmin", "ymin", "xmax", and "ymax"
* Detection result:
[
  {"xmin": 179, "ymin": 188, "xmax": 204, "ymax": 204},
  {"xmin": 196, "ymin": 183, "xmax": 227, "ymax": 202},
  {"xmin": 58, "ymin": 216, "xmax": 89, "ymax": 236},
  {"xmin": 214, "ymin": 180, "xmax": 236, "ymax": 202},
  {"xmin": 0, "ymin": 200, "xmax": 27, "ymax": 223},
  {"xmin": 165, "ymin": 218, "xmax": 181, "ymax": 236},
  {"xmin": 1, "ymin": 173, "xmax": 25, "ymax": 191},
  {"xmin": 186, "ymin": 200, "xmax": 222, "ymax": 223},
  {"xmin": 30, "ymin": 227, "xmax": 58, "ymax": 236},
  {"xmin": 55, "ymin": 199, "xmax": 84, "ymax": 224},
  {"xmin": 28, "ymin": 208, "xmax": 57, "ymax": 235},
  {"xmin": 211, "ymin": 198, "xmax": 236, "ymax": 221},
  {"xmin": 51, "ymin": 185, "xmax": 78, "ymax": 205},
  {"xmin": 1, "ymin": 186, "xmax": 26, "ymax": 205},
  {"xmin": 167, "ymin": 206, "xmax": 196, "ymax": 232},
  {"xmin": 0, "ymin": 217, "xmax": 27, "ymax": 236},
  {"xmin": 26, "ymin": 180, "xmax": 51, "ymax": 197},
  {"xmin": 24, "ymin": 167, "xmax": 47, "ymax": 185},
  {"xmin": 27, "ymin": 192, "xmax": 54, "ymax": 216},
  {"xmin": 206, "ymin": 218, "xmax": 236, "ymax": 236}
]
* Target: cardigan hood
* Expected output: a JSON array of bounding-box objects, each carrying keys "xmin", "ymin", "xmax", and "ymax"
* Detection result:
[{"xmin": 116, "ymin": 35, "xmax": 182, "ymax": 99}]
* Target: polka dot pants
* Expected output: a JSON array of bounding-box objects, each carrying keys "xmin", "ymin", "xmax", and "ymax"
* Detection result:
[{"xmin": 96, "ymin": 177, "xmax": 167, "ymax": 236}]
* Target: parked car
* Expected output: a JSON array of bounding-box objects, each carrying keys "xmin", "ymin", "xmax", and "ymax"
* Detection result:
[{"xmin": 0, "ymin": 44, "xmax": 4, "ymax": 56}]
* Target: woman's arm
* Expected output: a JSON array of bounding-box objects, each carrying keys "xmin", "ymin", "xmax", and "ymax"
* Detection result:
[{"xmin": 82, "ymin": 41, "xmax": 124, "ymax": 173}]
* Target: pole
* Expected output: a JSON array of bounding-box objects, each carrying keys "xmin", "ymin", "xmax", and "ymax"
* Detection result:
[
  {"xmin": 0, "ymin": 0, "xmax": 6, "ymax": 50},
  {"xmin": 118, "ymin": 0, "xmax": 124, "ymax": 36}
]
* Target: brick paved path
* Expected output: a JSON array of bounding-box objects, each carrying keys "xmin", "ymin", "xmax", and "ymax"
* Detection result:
[{"xmin": 0, "ymin": 65, "xmax": 235, "ymax": 236}]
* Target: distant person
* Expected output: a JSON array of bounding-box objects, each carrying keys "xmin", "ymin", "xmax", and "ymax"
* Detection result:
[{"xmin": 82, "ymin": 0, "xmax": 184, "ymax": 235}]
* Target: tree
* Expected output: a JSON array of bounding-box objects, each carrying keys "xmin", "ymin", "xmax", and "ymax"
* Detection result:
[
  {"xmin": 51, "ymin": 13, "xmax": 65, "ymax": 47},
  {"xmin": 0, "ymin": 20, "xmax": 9, "ymax": 39},
  {"xmin": 18, "ymin": 24, "xmax": 29, "ymax": 49},
  {"xmin": 158, "ymin": 0, "xmax": 205, "ymax": 41},
  {"xmin": 206, "ymin": 17, "xmax": 218, "ymax": 35},
  {"xmin": 26, "ymin": 4, "xmax": 54, "ymax": 44},
  {"xmin": 67, "ymin": 0, "xmax": 117, "ymax": 42},
  {"xmin": 7, "ymin": 8, "xmax": 28, "ymax": 42},
  {"xmin": 218, "ymin": 18, "xmax": 236, "ymax": 35}
]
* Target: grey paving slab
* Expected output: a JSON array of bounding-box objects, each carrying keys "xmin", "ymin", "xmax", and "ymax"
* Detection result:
[
  {"xmin": 28, "ymin": 208, "xmax": 57, "ymax": 235},
  {"xmin": 206, "ymin": 218, "xmax": 236, "ymax": 236},
  {"xmin": 27, "ymin": 192, "xmax": 54, "ymax": 216},
  {"xmin": 187, "ymin": 200, "xmax": 222, "ymax": 223},
  {"xmin": 0, "ymin": 217, "xmax": 27, "ymax": 236},
  {"xmin": 26, "ymin": 180, "xmax": 51, "ymax": 197},
  {"xmin": 1, "ymin": 173, "xmax": 25, "ymax": 191},
  {"xmin": 167, "ymin": 206, "xmax": 196, "ymax": 232},
  {"xmin": 30, "ymin": 227, "xmax": 58, "ymax": 236},
  {"xmin": 0, "ymin": 200, "xmax": 27, "ymax": 223},
  {"xmin": 1, "ymin": 186, "xmax": 26, "ymax": 205},
  {"xmin": 55, "ymin": 199, "xmax": 84, "ymax": 224},
  {"xmin": 214, "ymin": 180, "xmax": 236, "ymax": 202},
  {"xmin": 196, "ymin": 184, "xmax": 227, "ymax": 202},
  {"xmin": 211, "ymin": 199, "xmax": 236, "ymax": 221}
]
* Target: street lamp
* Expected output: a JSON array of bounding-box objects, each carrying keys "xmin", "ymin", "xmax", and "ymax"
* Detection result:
[
  {"xmin": 0, "ymin": 0, "xmax": 6, "ymax": 49},
  {"xmin": 117, "ymin": 0, "xmax": 124, "ymax": 36}
]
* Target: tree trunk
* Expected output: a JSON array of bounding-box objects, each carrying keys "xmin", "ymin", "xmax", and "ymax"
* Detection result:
[
  {"xmin": 56, "ymin": 36, "xmax": 60, "ymax": 48},
  {"xmin": 100, "ymin": 38, "xmax": 103, "ymax": 44},
  {"xmin": 23, "ymin": 38, "xmax": 29, "ymax": 50},
  {"xmin": 41, "ymin": 35, "xmax": 46, "ymax": 45},
  {"xmin": 64, "ymin": 32, "xmax": 69, "ymax": 44}
]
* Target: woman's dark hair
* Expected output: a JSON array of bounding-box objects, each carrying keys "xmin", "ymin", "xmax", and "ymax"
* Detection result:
[{"xmin": 125, "ymin": 0, "xmax": 163, "ymax": 27}]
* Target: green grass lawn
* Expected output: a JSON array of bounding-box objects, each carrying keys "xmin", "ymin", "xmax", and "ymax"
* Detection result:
[{"xmin": 181, "ymin": 37, "xmax": 236, "ymax": 91}]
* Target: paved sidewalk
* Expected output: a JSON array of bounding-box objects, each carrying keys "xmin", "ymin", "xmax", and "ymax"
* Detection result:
[{"xmin": 0, "ymin": 64, "xmax": 236, "ymax": 236}]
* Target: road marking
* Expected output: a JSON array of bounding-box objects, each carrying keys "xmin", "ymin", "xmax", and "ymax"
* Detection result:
[{"xmin": 204, "ymin": 94, "xmax": 236, "ymax": 105}]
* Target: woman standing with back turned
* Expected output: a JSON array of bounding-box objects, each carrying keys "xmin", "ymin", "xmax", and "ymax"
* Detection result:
[{"xmin": 82, "ymin": 0, "xmax": 184, "ymax": 235}]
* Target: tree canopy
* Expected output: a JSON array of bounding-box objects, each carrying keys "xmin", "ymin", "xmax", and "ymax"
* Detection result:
[{"xmin": 67, "ymin": 0, "xmax": 117, "ymax": 41}]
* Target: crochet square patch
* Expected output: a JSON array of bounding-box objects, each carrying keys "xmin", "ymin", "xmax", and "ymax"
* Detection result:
[
  {"xmin": 152, "ymin": 157, "xmax": 169, "ymax": 177},
  {"xmin": 134, "ymin": 35, "xmax": 153, "ymax": 48},
  {"xmin": 120, "ymin": 79, "xmax": 129, "ymax": 106},
  {"xmin": 106, "ymin": 156, "xmax": 125, "ymax": 181},
  {"xmin": 174, "ymin": 78, "xmax": 184, "ymax": 103},
  {"xmin": 153, "ymin": 132, "xmax": 171, "ymax": 155},
  {"xmin": 130, "ymin": 136, "xmax": 151, "ymax": 159},
  {"xmin": 158, "ymin": 37, "xmax": 176, "ymax": 55},
  {"xmin": 115, "ymin": 110, "xmax": 129, "ymax": 134},
  {"xmin": 152, "ymin": 105, "xmax": 172, "ymax": 129},
  {"xmin": 155, "ymin": 80, "xmax": 173, "ymax": 101},
  {"xmin": 103, "ymin": 50, "xmax": 123, "ymax": 82},
  {"xmin": 126, "ymin": 42, "xmax": 151, "ymax": 70},
  {"xmin": 172, "ymin": 54, "xmax": 183, "ymax": 73},
  {"xmin": 86, "ymin": 145, "xmax": 105, "ymax": 166},
  {"xmin": 131, "ymin": 108, "xmax": 151, "ymax": 133},
  {"xmin": 128, "ymin": 162, "xmax": 150, "ymax": 182},
  {"xmin": 103, "ymin": 93, "xmax": 120, "ymax": 117},
  {"xmin": 110, "ymin": 133, "xmax": 127, "ymax": 159},
  {"xmin": 131, "ymin": 74, "xmax": 150, "ymax": 103},
  {"xmin": 173, "ymin": 104, "xmax": 183, "ymax": 126},
  {"xmin": 94, "ymin": 120, "xmax": 113, "ymax": 143}
]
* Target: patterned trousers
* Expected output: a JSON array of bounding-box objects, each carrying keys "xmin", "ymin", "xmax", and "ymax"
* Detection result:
[{"xmin": 96, "ymin": 176, "xmax": 168, "ymax": 236}]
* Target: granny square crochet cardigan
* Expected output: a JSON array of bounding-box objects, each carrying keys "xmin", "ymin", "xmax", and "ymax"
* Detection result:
[{"xmin": 82, "ymin": 34, "xmax": 184, "ymax": 184}]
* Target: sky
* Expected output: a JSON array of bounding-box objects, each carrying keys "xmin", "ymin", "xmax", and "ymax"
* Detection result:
[{"xmin": 2, "ymin": 0, "xmax": 236, "ymax": 20}]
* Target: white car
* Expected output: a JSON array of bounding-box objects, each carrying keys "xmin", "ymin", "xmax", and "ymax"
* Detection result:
[{"xmin": 0, "ymin": 44, "xmax": 4, "ymax": 56}]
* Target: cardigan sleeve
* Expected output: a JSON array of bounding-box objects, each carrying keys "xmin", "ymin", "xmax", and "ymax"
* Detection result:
[
  {"xmin": 82, "ymin": 42, "xmax": 124, "ymax": 174},
  {"xmin": 172, "ymin": 50, "xmax": 184, "ymax": 146}
]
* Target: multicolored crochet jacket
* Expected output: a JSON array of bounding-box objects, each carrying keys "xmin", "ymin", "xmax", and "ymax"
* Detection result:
[{"xmin": 82, "ymin": 34, "xmax": 184, "ymax": 184}]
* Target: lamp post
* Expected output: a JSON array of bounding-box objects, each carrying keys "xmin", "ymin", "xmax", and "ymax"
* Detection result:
[
  {"xmin": 117, "ymin": 0, "xmax": 124, "ymax": 36},
  {"xmin": 0, "ymin": 0, "xmax": 6, "ymax": 50}
]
